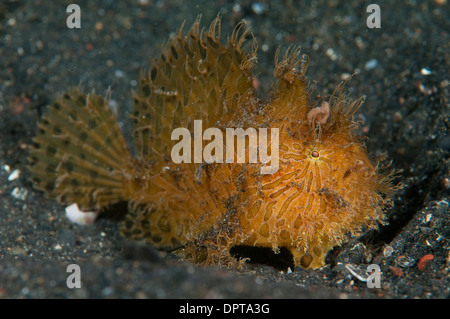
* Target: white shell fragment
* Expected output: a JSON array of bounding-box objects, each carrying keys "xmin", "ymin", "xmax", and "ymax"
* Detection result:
[
  {"xmin": 65, "ymin": 203, "xmax": 99, "ymax": 225},
  {"xmin": 8, "ymin": 169, "xmax": 20, "ymax": 181},
  {"xmin": 420, "ymin": 67, "xmax": 432, "ymax": 75}
]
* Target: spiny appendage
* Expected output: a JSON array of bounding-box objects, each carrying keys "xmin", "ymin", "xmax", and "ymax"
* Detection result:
[
  {"xmin": 265, "ymin": 48, "xmax": 365, "ymax": 141},
  {"xmin": 274, "ymin": 44, "xmax": 309, "ymax": 82},
  {"xmin": 131, "ymin": 15, "xmax": 257, "ymax": 161},
  {"xmin": 28, "ymin": 88, "xmax": 131, "ymax": 210},
  {"xmin": 319, "ymin": 77, "xmax": 365, "ymax": 135}
]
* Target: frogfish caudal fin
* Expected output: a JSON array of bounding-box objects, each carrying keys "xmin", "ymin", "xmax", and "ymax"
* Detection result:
[{"xmin": 28, "ymin": 89, "xmax": 131, "ymax": 211}]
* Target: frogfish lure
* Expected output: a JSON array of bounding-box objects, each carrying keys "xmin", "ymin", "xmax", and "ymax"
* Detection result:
[{"xmin": 28, "ymin": 16, "xmax": 398, "ymax": 269}]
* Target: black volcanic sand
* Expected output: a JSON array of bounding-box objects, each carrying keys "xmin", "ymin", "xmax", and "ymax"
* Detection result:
[{"xmin": 0, "ymin": 0, "xmax": 448, "ymax": 299}]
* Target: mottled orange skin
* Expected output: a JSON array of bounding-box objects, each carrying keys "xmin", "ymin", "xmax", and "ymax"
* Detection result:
[
  {"xmin": 180, "ymin": 66, "xmax": 392, "ymax": 269},
  {"xmin": 28, "ymin": 16, "xmax": 396, "ymax": 270},
  {"xmin": 237, "ymin": 121, "xmax": 386, "ymax": 269}
]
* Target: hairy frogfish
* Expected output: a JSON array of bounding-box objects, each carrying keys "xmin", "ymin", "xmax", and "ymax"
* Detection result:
[{"xmin": 28, "ymin": 16, "xmax": 398, "ymax": 269}]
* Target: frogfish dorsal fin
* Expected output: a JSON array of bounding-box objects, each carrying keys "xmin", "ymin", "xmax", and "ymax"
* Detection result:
[{"xmin": 132, "ymin": 15, "xmax": 258, "ymax": 160}]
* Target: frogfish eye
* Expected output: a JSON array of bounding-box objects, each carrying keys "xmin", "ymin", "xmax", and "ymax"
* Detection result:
[{"xmin": 311, "ymin": 151, "xmax": 319, "ymax": 158}]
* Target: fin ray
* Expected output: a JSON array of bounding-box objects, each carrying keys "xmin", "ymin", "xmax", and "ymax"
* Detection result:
[{"xmin": 28, "ymin": 89, "xmax": 131, "ymax": 210}]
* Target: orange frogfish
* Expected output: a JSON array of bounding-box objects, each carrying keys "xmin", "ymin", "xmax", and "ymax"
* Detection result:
[{"xmin": 28, "ymin": 16, "xmax": 397, "ymax": 269}]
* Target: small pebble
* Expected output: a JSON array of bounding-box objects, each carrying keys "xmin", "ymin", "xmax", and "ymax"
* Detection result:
[
  {"xmin": 389, "ymin": 265, "xmax": 404, "ymax": 277},
  {"xmin": 364, "ymin": 58, "xmax": 378, "ymax": 70},
  {"xmin": 341, "ymin": 73, "xmax": 351, "ymax": 80},
  {"xmin": 7, "ymin": 18, "xmax": 16, "ymax": 26},
  {"xmin": 420, "ymin": 67, "xmax": 432, "ymax": 75},
  {"xmin": 232, "ymin": 3, "xmax": 241, "ymax": 13},
  {"xmin": 440, "ymin": 177, "xmax": 450, "ymax": 189},
  {"xmin": 396, "ymin": 255, "xmax": 415, "ymax": 268},
  {"xmin": 326, "ymin": 48, "xmax": 338, "ymax": 61},
  {"xmin": 11, "ymin": 187, "xmax": 28, "ymax": 200},
  {"xmin": 417, "ymin": 254, "xmax": 434, "ymax": 271},
  {"xmin": 138, "ymin": 0, "xmax": 151, "ymax": 6},
  {"xmin": 392, "ymin": 111, "xmax": 403, "ymax": 122},
  {"xmin": 7, "ymin": 169, "xmax": 20, "ymax": 181},
  {"xmin": 383, "ymin": 245, "xmax": 394, "ymax": 257},
  {"xmin": 114, "ymin": 69, "xmax": 125, "ymax": 78},
  {"xmin": 251, "ymin": 3, "xmax": 267, "ymax": 15},
  {"xmin": 95, "ymin": 21, "xmax": 103, "ymax": 31},
  {"xmin": 101, "ymin": 286, "xmax": 114, "ymax": 297}
]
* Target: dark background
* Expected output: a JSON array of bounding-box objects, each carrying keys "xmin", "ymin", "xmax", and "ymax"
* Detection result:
[{"xmin": 0, "ymin": 0, "xmax": 448, "ymax": 298}]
